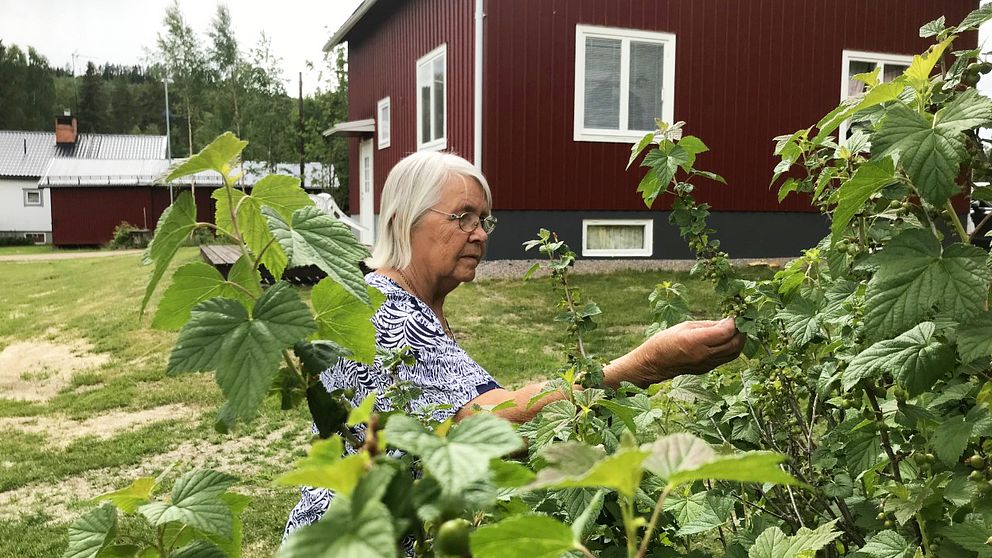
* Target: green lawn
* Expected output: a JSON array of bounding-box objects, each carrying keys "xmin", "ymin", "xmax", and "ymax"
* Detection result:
[
  {"xmin": 0, "ymin": 250, "xmax": 773, "ymax": 556},
  {"xmin": 0, "ymin": 244, "xmax": 59, "ymax": 256}
]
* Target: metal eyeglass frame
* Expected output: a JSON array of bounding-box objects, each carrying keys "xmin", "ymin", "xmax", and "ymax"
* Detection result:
[{"xmin": 427, "ymin": 208, "xmax": 497, "ymax": 234}]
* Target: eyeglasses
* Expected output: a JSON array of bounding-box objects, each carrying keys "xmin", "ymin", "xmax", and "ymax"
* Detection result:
[{"xmin": 427, "ymin": 208, "xmax": 497, "ymax": 234}]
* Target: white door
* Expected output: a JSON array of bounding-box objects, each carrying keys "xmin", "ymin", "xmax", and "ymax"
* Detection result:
[{"xmin": 359, "ymin": 138, "xmax": 375, "ymax": 245}]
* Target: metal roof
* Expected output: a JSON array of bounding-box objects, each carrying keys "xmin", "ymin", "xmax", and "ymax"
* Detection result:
[
  {"xmin": 324, "ymin": 0, "xmax": 378, "ymax": 50},
  {"xmin": 0, "ymin": 131, "xmax": 167, "ymax": 178},
  {"xmin": 38, "ymin": 158, "xmax": 335, "ymax": 189},
  {"xmin": 322, "ymin": 118, "xmax": 375, "ymax": 138}
]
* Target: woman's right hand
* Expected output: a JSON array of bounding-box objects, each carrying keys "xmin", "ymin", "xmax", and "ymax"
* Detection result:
[{"xmin": 605, "ymin": 318, "xmax": 744, "ymax": 388}]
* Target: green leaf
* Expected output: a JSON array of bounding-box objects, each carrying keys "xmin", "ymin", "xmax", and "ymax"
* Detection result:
[
  {"xmin": 778, "ymin": 178, "xmax": 800, "ymax": 203},
  {"xmin": 490, "ymin": 459, "xmax": 536, "ymax": 488},
  {"xmin": 749, "ymin": 520, "xmax": 840, "ymax": 558},
  {"xmin": 534, "ymin": 448, "xmax": 649, "ymax": 498},
  {"xmin": 138, "ymin": 470, "xmax": 236, "ymax": 540},
  {"xmin": 141, "ymin": 192, "xmax": 198, "ymax": 316},
  {"xmin": 844, "ymin": 322, "xmax": 956, "ymax": 396},
  {"xmin": 815, "ymin": 81, "xmax": 907, "ymax": 143},
  {"xmin": 831, "ymin": 157, "xmax": 896, "ymax": 243},
  {"xmin": 168, "ymin": 282, "xmax": 317, "ymax": 422},
  {"xmin": 250, "ymin": 174, "xmax": 313, "ymax": 221},
  {"xmin": 470, "ymin": 515, "xmax": 576, "ymax": 558},
  {"xmin": 957, "ymin": 310, "xmax": 992, "ymax": 362},
  {"xmin": 857, "ymin": 530, "xmax": 911, "ymax": 558},
  {"xmin": 640, "ymin": 433, "xmax": 714, "ymax": 480},
  {"xmin": 873, "ymin": 91, "xmax": 992, "ymax": 205},
  {"xmin": 905, "ymin": 37, "xmax": 954, "ymax": 91},
  {"xmin": 94, "ymin": 477, "xmax": 156, "ymax": 513},
  {"xmin": 570, "ymin": 489, "xmax": 605, "ymax": 540},
  {"xmin": 933, "ymin": 415, "xmax": 973, "ymax": 466},
  {"xmin": 275, "ymin": 437, "xmax": 369, "ymax": 496},
  {"xmin": 213, "ymin": 187, "xmax": 289, "ymax": 281},
  {"xmin": 170, "ymin": 541, "xmax": 227, "ymax": 558},
  {"xmin": 63, "ymin": 505, "xmax": 117, "ymax": 558},
  {"xmin": 666, "ymin": 492, "xmax": 731, "ymax": 536},
  {"xmin": 937, "ymin": 520, "xmax": 992, "ymax": 557},
  {"xmin": 166, "ymin": 132, "xmax": 247, "ymax": 182},
  {"xmin": 863, "ymin": 229, "xmax": 991, "ymax": 338},
  {"xmin": 628, "ymin": 131, "xmax": 657, "ymax": 170},
  {"xmin": 640, "ymin": 141, "xmax": 688, "ymax": 206},
  {"xmin": 779, "ymin": 298, "xmax": 822, "ymax": 346},
  {"xmin": 347, "ymin": 390, "xmax": 378, "ymax": 426},
  {"xmin": 669, "ymin": 452, "xmax": 798, "ymax": 487},
  {"xmin": 958, "ymin": 4, "xmax": 992, "ymax": 31},
  {"xmin": 266, "ymin": 206, "xmax": 370, "ymax": 305},
  {"xmin": 278, "ymin": 496, "xmax": 396, "ymax": 558},
  {"xmin": 152, "ymin": 259, "xmax": 260, "ymax": 330},
  {"xmin": 210, "ymin": 492, "xmax": 250, "ymax": 558},
  {"xmin": 312, "ymin": 280, "xmax": 384, "ymax": 365},
  {"xmin": 385, "ymin": 413, "xmax": 524, "ymax": 494},
  {"xmin": 919, "ymin": 16, "xmax": 946, "ymax": 38}
]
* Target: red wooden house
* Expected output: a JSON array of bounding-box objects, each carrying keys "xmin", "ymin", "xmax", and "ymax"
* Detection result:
[{"xmin": 326, "ymin": 0, "xmax": 977, "ymax": 259}]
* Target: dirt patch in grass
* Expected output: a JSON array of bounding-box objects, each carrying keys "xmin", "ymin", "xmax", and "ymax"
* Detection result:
[
  {"xmin": 0, "ymin": 340, "xmax": 110, "ymax": 401},
  {"xmin": 0, "ymin": 423, "xmax": 310, "ymax": 522},
  {"xmin": 0, "ymin": 404, "xmax": 199, "ymax": 449}
]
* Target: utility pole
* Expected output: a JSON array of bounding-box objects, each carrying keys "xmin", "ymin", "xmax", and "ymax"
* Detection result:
[
  {"xmin": 164, "ymin": 72, "xmax": 173, "ymax": 203},
  {"xmin": 298, "ymin": 72, "xmax": 305, "ymax": 189}
]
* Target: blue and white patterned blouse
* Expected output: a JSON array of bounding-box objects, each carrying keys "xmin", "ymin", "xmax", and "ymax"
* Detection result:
[{"xmin": 283, "ymin": 272, "xmax": 501, "ymax": 539}]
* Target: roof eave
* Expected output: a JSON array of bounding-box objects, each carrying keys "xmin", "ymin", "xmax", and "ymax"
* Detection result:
[{"xmin": 324, "ymin": 0, "xmax": 378, "ymax": 51}]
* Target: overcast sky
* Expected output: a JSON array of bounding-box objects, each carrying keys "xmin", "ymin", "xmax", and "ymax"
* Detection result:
[{"xmin": 0, "ymin": 0, "xmax": 364, "ymax": 95}]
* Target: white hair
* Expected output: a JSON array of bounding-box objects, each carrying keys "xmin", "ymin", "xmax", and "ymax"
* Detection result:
[{"xmin": 367, "ymin": 151, "xmax": 492, "ymax": 270}]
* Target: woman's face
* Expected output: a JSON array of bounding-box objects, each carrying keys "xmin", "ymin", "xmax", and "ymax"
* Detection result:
[{"xmin": 409, "ymin": 174, "xmax": 490, "ymax": 291}]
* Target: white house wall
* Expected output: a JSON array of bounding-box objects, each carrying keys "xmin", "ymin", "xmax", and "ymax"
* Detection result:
[{"xmin": 0, "ymin": 178, "xmax": 51, "ymax": 239}]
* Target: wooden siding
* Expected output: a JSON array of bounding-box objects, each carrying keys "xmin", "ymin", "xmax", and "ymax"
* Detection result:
[
  {"xmin": 481, "ymin": 0, "xmax": 977, "ymax": 212},
  {"xmin": 346, "ymin": 0, "xmax": 476, "ymax": 212},
  {"xmin": 51, "ymin": 187, "xmax": 215, "ymax": 245}
]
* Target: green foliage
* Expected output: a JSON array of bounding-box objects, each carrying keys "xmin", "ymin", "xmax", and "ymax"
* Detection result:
[{"xmin": 63, "ymin": 470, "xmax": 246, "ymax": 558}]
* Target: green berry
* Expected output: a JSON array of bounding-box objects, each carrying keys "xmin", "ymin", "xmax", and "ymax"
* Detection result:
[
  {"xmin": 876, "ymin": 512, "xmax": 887, "ymax": 521},
  {"xmin": 435, "ymin": 518, "xmax": 472, "ymax": 557},
  {"xmin": 969, "ymin": 455, "xmax": 986, "ymax": 469},
  {"xmin": 969, "ymin": 470, "xmax": 985, "ymax": 482},
  {"xmin": 884, "ymin": 520, "xmax": 894, "ymax": 528}
]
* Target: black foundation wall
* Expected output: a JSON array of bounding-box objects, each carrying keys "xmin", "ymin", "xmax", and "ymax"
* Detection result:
[{"xmin": 484, "ymin": 211, "xmax": 831, "ymax": 260}]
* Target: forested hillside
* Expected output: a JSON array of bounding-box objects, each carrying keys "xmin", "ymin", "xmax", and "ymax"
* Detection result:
[{"xmin": 0, "ymin": 2, "xmax": 348, "ymax": 199}]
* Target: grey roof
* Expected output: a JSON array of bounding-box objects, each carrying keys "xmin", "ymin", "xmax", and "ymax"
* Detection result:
[
  {"xmin": 324, "ymin": 0, "xmax": 377, "ymax": 50},
  {"xmin": 39, "ymin": 158, "xmax": 335, "ymax": 189},
  {"xmin": 0, "ymin": 131, "xmax": 167, "ymax": 178}
]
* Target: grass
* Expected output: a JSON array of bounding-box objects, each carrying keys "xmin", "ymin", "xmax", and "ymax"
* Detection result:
[
  {"xmin": 0, "ymin": 244, "xmax": 59, "ymax": 255},
  {"xmin": 0, "ymin": 249, "xmax": 774, "ymax": 555}
]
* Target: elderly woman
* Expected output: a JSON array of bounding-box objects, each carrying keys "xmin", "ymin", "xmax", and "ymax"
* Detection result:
[{"xmin": 284, "ymin": 151, "xmax": 743, "ymax": 535}]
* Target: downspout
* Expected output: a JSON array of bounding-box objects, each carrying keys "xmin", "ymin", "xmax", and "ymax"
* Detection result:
[{"xmin": 474, "ymin": 0, "xmax": 484, "ymax": 170}]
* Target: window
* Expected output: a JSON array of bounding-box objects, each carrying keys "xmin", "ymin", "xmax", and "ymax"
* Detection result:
[
  {"xmin": 24, "ymin": 233, "xmax": 45, "ymax": 244},
  {"xmin": 416, "ymin": 45, "xmax": 447, "ymax": 151},
  {"xmin": 840, "ymin": 50, "xmax": 912, "ymax": 139},
  {"xmin": 23, "ymin": 189, "xmax": 42, "ymax": 207},
  {"xmin": 377, "ymin": 97, "xmax": 391, "ymax": 149},
  {"xmin": 582, "ymin": 219, "xmax": 653, "ymax": 257},
  {"xmin": 574, "ymin": 25, "xmax": 676, "ymax": 143}
]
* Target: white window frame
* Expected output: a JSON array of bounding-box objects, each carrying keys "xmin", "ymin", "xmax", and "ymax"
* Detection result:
[
  {"xmin": 839, "ymin": 50, "xmax": 913, "ymax": 140},
  {"xmin": 377, "ymin": 97, "xmax": 391, "ymax": 149},
  {"xmin": 416, "ymin": 44, "xmax": 448, "ymax": 151},
  {"xmin": 23, "ymin": 189, "xmax": 42, "ymax": 207},
  {"xmin": 574, "ymin": 25, "xmax": 677, "ymax": 144},
  {"xmin": 582, "ymin": 219, "xmax": 654, "ymax": 257}
]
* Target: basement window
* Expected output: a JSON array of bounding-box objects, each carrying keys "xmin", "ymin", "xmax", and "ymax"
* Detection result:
[
  {"xmin": 416, "ymin": 45, "xmax": 447, "ymax": 151},
  {"xmin": 582, "ymin": 219, "xmax": 653, "ymax": 257},
  {"xmin": 840, "ymin": 50, "xmax": 912, "ymax": 140},
  {"xmin": 23, "ymin": 189, "xmax": 42, "ymax": 207},
  {"xmin": 378, "ymin": 97, "xmax": 391, "ymax": 149},
  {"xmin": 574, "ymin": 25, "xmax": 677, "ymax": 143}
]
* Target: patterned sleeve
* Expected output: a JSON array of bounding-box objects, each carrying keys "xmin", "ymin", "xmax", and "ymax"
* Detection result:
[{"xmin": 283, "ymin": 273, "xmax": 501, "ymax": 541}]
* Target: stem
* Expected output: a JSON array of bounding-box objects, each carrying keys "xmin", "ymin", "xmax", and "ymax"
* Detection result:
[
  {"xmin": 576, "ymin": 544, "xmax": 597, "ymax": 558},
  {"xmin": 636, "ymin": 483, "xmax": 675, "ymax": 558},
  {"xmin": 917, "ymin": 513, "xmax": 932, "ymax": 555},
  {"xmin": 620, "ymin": 496, "xmax": 638, "ymax": 558},
  {"xmin": 252, "ymin": 235, "xmax": 278, "ymax": 271},
  {"xmin": 862, "ymin": 384, "xmax": 902, "ymax": 483},
  {"xmin": 969, "ymin": 209, "xmax": 992, "ymax": 244},
  {"xmin": 945, "ymin": 199, "xmax": 970, "ymax": 243}
]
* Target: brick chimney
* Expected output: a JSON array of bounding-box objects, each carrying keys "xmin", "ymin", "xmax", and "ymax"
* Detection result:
[{"xmin": 55, "ymin": 112, "xmax": 78, "ymax": 145}]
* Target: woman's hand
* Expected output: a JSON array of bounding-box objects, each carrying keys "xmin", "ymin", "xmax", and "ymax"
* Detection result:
[{"xmin": 604, "ymin": 318, "xmax": 744, "ymax": 388}]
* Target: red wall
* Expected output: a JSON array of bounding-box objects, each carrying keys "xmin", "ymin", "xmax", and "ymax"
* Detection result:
[
  {"xmin": 346, "ymin": 0, "xmax": 476, "ymax": 212},
  {"xmin": 482, "ymin": 0, "xmax": 977, "ymax": 212},
  {"xmin": 345, "ymin": 0, "xmax": 977, "ymax": 213},
  {"xmin": 51, "ymin": 187, "xmax": 216, "ymax": 246}
]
